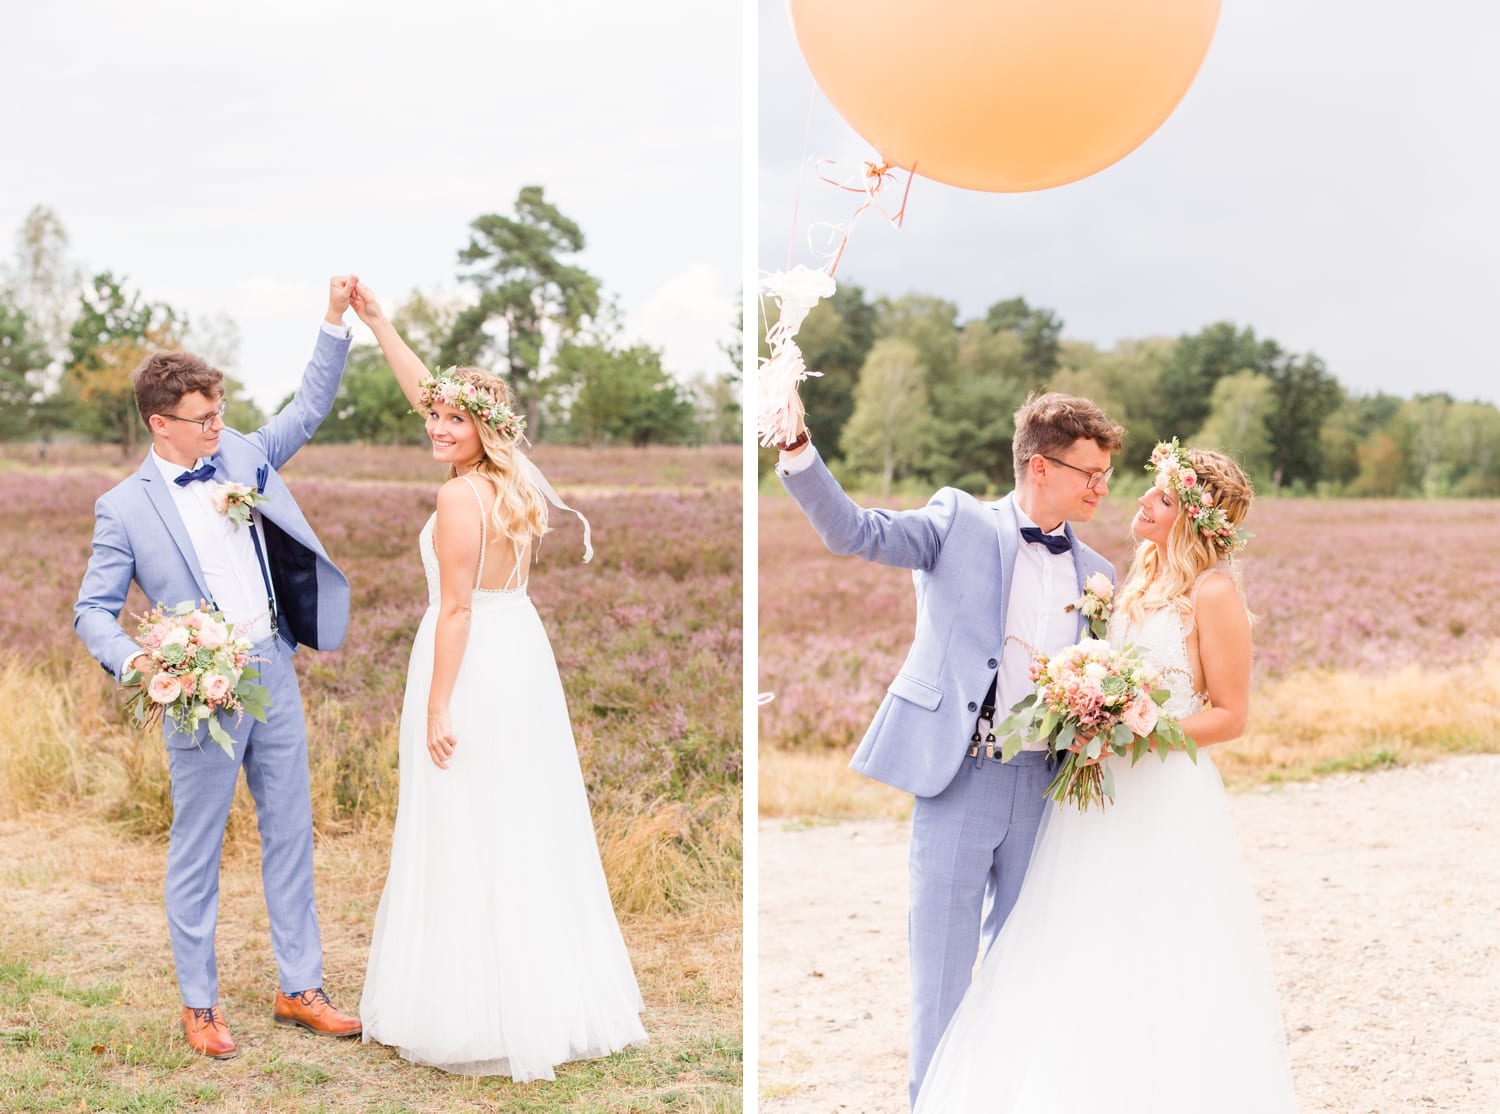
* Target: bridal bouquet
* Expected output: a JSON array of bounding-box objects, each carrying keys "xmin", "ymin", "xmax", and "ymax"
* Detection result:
[
  {"xmin": 121, "ymin": 603, "xmax": 271, "ymax": 757},
  {"xmin": 996, "ymin": 639, "xmax": 1196, "ymax": 811}
]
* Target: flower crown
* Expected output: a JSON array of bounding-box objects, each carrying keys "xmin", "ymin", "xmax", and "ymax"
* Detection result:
[
  {"xmin": 1147, "ymin": 438, "xmax": 1250, "ymax": 558},
  {"xmin": 415, "ymin": 370, "xmax": 526, "ymax": 441}
]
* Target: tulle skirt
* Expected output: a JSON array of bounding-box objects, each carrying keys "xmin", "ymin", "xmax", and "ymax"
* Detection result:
[
  {"xmin": 915, "ymin": 750, "xmax": 1299, "ymax": 1113},
  {"xmin": 360, "ymin": 592, "xmax": 647, "ymax": 1080}
]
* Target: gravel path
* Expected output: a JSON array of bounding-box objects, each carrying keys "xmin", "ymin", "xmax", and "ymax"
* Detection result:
[{"xmin": 758, "ymin": 754, "xmax": 1500, "ymax": 1113}]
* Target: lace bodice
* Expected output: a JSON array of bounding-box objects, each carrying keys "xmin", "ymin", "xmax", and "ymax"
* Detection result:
[{"xmin": 1108, "ymin": 605, "xmax": 1206, "ymax": 723}]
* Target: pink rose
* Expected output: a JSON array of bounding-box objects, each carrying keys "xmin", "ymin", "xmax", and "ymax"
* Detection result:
[
  {"xmin": 1084, "ymin": 572, "xmax": 1113, "ymax": 601},
  {"xmin": 198, "ymin": 620, "xmax": 229, "ymax": 650},
  {"xmin": 1181, "ymin": 470, "xmax": 1197, "ymax": 488},
  {"xmin": 202, "ymin": 673, "xmax": 232, "ymax": 702},
  {"xmin": 148, "ymin": 673, "xmax": 183, "ymax": 705},
  {"xmin": 1122, "ymin": 694, "xmax": 1159, "ymax": 737}
]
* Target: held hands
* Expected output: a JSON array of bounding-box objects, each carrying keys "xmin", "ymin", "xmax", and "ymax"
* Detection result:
[
  {"xmin": 326, "ymin": 274, "xmax": 359, "ymax": 325},
  {"xmin": 349, "ymin": 281, "xmax": 386, "ymax": 328},
  {"xmin": 426, "ymin": 706, "xmax": 457, "ymax": 769}
]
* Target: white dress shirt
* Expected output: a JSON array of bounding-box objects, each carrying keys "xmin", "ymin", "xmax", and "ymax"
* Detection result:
[
  {"xmin": 999, "ymin": 497, "xmax": 1080, "ymax": 749},
  {"xmin": 150, "ymin": 446, "xmax": 277, "ymax": 648}
]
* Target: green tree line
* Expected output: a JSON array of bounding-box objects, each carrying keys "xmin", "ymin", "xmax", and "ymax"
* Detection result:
[
  {"xmin": 1, "ymin": 192, "xmax": 739, "ymax": 452},
  {"xmin": 762, "ymin": 287, "xmax": 1500, "ymax": 497}
]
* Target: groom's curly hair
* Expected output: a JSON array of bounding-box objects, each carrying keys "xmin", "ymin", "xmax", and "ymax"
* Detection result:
[
  {"xmin": 132, "ymin": 351, "xmax": 225, "ymax": 426},
  {"xmin": 1011, "ymin": 392, "xmax": 1125, "ymax": 480}
]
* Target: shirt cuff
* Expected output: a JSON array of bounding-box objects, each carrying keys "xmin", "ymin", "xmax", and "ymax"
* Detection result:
[
  {"xmin": 320, "ymin": 319, "xmax": 352, "ymax": 339},
  {"xmin": 777, "ymin": 446, "xmax": 817, "ymax": 476}
]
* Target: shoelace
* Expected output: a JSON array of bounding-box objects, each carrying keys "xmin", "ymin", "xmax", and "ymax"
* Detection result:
[
  {"xmin": 290, "ymin": 987, "xmax": 333, "ymax": 1009},
  {"xmin": 187, "ymin": 1006, "xmax": 226, "ymax": 1030}
]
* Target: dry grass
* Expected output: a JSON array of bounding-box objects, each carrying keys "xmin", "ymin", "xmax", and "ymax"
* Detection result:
[{"xmin": 0, "ymin": 814, "xmax": 739, "ymax": 1113}]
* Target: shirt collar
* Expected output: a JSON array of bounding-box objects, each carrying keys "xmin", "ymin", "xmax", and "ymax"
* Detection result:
[
  {"xmin": 151, "ymin": 446, "xmax": 207, "ymax": 484},
  {"xmin": 1010, "ymin": 495, "xmax": 1067, "ymax": 537}
]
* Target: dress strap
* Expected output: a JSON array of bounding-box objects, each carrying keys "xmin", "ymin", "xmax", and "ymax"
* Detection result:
[{"xmin": 458, "ymin": 473, "xmax": 489, "ymax": 590}]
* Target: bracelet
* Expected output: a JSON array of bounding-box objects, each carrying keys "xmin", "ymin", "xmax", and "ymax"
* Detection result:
[{"xmin": 775, "ymin": 429, "xmax": 810, "ymax": 453}]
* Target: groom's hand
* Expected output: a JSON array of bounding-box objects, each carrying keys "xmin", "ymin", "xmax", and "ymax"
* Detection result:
[{"xmin": 326, "ymin": 274, "xmax": 358, "ymax": 325}]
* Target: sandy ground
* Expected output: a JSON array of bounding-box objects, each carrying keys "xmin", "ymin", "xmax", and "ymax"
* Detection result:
[{"xmin": 758, "ymin": 754, "xmax": 1500, "ymax": 1113}]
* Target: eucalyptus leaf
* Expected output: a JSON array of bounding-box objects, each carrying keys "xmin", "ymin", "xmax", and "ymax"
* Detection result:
[
  {"xmin": 206, "ymin": 715, "xmax": 235, "ymax": 758},
  {"xmin": 1102, "ymin": 763, "xmax": 1115, "ymax": 801}
]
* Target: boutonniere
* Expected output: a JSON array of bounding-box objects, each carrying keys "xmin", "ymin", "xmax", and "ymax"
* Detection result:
[
  {"xmin": 209, "ymin": 481, "xmax": 268, "ymax": 529},
  {"xmin": 1065, "ymin": 572, "xmax": 1114, "ymax": 639}
]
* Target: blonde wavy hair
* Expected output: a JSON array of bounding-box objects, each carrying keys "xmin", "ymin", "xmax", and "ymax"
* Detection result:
[
  {"xmin": 1115, "ymin": 448, "xmax": 1254, "ymax": 622},
  {"xmin": 442, "ymin": 367, "xmax": 549, "ymax": 548}
]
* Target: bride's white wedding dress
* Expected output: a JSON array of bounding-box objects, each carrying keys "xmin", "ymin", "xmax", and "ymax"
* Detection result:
[
  {"xmin": 361, "ymin": 483, "xmax": 646, "ymax": 1080},
  {"xmin": 915, "ymin": 586, "xmax": 1299, "ymax": 1112}
]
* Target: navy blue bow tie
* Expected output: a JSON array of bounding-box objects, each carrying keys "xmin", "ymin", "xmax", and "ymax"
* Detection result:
[
  {"xmin": 1020, "ymin": 526, "xmax": 1071, "ymax": 555},
  {"xmin": 174, "ymin": 463, "xmax": 217, "ymax": 486}
]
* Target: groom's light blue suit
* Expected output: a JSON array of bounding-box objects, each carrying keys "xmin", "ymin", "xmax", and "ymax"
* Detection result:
[
  {"xmin": 74, "ymin": 328, "xmax": 351, "ymax": 1007},
  {"xmin": 781, "ymin": 447, "xmax": 1116, "ymax": 1107}
]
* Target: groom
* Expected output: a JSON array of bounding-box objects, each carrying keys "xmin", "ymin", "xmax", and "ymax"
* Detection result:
[
  {"xmin": 74, "ymin": 275, "xmax": 363, "ymax": 1059},
  {"xmin": 776, "ymin": 391, "xmax": 1124, "ymax": 1106}
]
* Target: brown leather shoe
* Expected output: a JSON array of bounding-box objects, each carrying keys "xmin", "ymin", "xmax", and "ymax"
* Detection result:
[
  {"xmin": 272, "ymin": 987, "xmax": 362, "ymax": 1037},
  {"xmin": 181, "ymin": 1004, "xmax": 238, "ymax": 1059}
]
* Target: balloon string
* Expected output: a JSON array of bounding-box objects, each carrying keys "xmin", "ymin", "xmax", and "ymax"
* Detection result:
[
  {"xmin": 811, "ymin": 159, "xmax": 916, "ymax": 277},
  {"xmin": 785, "ymin": 80, "xmax": 817, "ymax": 273}
]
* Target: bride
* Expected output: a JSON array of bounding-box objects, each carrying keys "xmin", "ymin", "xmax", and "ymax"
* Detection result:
[
  {"xmin": 915, "ymin": 443, "xmax": 1299, "ymax": 1113},
  {"xmin": 350, "ymin": 284, "xmax": 647, "ymax": 1080}
]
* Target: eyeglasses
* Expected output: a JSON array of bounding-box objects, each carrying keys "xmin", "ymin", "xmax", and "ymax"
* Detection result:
[
  {"xmin": 158, "ymin": 401, "xmax": 227, "ymax": 433},
  {"xmin": 1041, "ymin": 455, "xmax": 1113, "ymax": 491}
]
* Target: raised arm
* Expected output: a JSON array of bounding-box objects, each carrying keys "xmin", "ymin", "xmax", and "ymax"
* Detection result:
[
  {"xmin": 350, "ymin": 282, "xmax": 427, "ymax": 410},
  {"xmin": 1178, "ymin": 573, "xmax": 1252, "ymax": 746},
  {"xmin": 250, "ymin": 275, "xmax": 356, "ymax": 468}
]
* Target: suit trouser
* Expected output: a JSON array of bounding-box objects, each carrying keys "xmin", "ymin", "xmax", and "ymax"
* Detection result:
[
  {"xmin": 907, "ymin": 749, "xmax": 1054, "ymax": 1108},
  {"xmin": 164, "ymin": 636, "xmax": 323, "ymax": 1007}
]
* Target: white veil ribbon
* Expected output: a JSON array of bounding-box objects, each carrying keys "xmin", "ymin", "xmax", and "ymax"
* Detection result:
[{"xmin": 520, "ymin": 454, "xmax": 593, "ymax": 563}]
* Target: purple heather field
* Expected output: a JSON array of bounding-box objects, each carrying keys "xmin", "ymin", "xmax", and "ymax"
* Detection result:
[
  {"xmin": 1, "ymin": 447, "xmax": 741, "ymax": 822},
  {"xmin": 759, "ymin": 491, "xmax": 1500, "ymax": 753}
]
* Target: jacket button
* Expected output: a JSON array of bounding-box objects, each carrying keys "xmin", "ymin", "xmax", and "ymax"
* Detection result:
[
  {"xmin": 967, "ymin": 701, "xmax": 977, "ymax": 712},
  {"xmin": 987, "ymin": 658, "xmax": 997, "ymax": 669}
]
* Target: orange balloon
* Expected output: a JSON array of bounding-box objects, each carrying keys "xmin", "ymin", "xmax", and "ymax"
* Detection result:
[{"xmin": 788, "ymin": 0, "xmax": 1221, "ymax": 192}]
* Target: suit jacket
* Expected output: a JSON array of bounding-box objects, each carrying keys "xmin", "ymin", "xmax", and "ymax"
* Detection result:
[
  {"xmin": 73, "ymin": 328, "xmax": 352, "ymax": 747},
  {"xmin": 782, "ymin": 448, "xmax": 1117, "ymax": 798}
]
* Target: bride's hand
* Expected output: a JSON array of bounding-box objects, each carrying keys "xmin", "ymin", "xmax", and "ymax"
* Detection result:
[
  {"xmin": 350, "ymin": 281, "xmax": 386, "ymax": 327},
  {"xmin": 1068, "ymin": 734, "xmax": 1108, "ymax": 766},
  {"xmin": 426, "ymin": 707, "xmax": 456, "ymax": 769}
]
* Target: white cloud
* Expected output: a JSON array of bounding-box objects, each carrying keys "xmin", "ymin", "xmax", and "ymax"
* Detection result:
[{"xmin": 624, "ymin": 264, "xmax": 738, "ymax": 382}]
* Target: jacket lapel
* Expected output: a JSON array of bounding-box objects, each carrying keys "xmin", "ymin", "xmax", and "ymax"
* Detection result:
[{"xmin": 138, "ymin": 455, "xmax": 215, "ymax": 605}]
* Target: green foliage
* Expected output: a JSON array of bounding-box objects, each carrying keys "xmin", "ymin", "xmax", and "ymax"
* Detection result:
[
  {"xmin": 442, "ymin": 185, "xmax": 602, "ymax": 416},
  {"xmin": 0, "ymin": 303, "xmax": 48, "ymax": 437},
  {"xmin": 559, "ymin": 341, "xmax": 699, "ymax": 446},
  {"xmin": 59, "ymin": 272, "xmax": 181, "ymax": 452},
  {"xmin": 840, "ymin": 337, "xmax": 933, "ymax": 495},
  {"xmin": 1197, "ymin": 370, "xmax": 1276, "ymax": 488},
  {"xmin": 985, "ymin": 295, "xmax": 1063, "ymax": 386}
]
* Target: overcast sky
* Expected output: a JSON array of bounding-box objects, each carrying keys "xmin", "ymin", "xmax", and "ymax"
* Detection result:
[
  {"xmin": 1, "ymin": 0, "xmax": 738, "ymax": 411},
  {"xmin": 760, "ymin": 0, "xmax": 1500, "ymax": 404}
]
